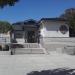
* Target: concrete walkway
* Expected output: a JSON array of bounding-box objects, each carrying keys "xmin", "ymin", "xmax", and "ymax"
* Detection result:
[{"xmin": 0, "ymin": 53, "xmax": 75, "ymax": 75}]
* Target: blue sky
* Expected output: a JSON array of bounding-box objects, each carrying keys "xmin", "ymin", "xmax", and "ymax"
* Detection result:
[{"xmin": 0, "ymin": 0, "xmax": 75, "ymax": 23}]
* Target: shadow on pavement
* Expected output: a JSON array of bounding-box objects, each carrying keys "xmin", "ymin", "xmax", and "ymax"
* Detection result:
[{"xmin": 27, "ymin": 68, "xmax": 75, "ymax": 75}]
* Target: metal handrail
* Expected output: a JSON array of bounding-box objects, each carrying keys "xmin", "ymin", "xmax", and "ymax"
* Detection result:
[{"xmin": 10, "ymin": 43, "xmax": 40, "ymax": 48}]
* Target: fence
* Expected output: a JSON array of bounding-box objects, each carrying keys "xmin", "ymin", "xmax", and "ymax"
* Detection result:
[
  {"xmin": 10, "ymin": 43, "xmax": 46, "ymax": 54},
  {"xmin": 0, "ymin": 37, "xmax": 10, "ymax": 44},
  {"xmin": 10, "ymin": 43, "xmax": 41, "ymax": 48}
]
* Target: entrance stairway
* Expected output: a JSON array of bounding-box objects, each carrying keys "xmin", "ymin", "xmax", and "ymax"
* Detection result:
[{"xmin": 11, "ymin": 43, "xmax": 47, "ymax": 55}]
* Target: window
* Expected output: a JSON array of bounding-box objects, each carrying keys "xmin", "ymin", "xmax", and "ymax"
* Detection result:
[{"xmin": 59, "ymin": 25, "xmax": 68, "ymax": 34}]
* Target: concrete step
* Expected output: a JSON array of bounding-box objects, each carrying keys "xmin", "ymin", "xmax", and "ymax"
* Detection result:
[
  {"xmin": 14, "ymin": 48, "xmax": 45, "ymax": 54},
  {"xmin": 23, "ymin": 43, "xmax": 40, "ymax": 48}
]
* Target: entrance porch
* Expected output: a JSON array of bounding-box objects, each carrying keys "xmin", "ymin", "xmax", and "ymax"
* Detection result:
[{"xmin": 12, "ymin": 25, "xmax": 40, "ymax": 44}]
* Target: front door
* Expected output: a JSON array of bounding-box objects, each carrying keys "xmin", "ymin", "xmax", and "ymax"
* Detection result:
[{"xmin": 27, "ymin": 31, "xmax": 35, "ymax": 43}]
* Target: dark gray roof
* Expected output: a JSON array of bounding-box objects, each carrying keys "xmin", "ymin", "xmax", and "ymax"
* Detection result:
[
  {"xmin": 12, "ymin": 18, "xmax": 66, "ymax": 26},
  {"xmin": 40, "ymin": 18, "xmax": 66, "ymax": 21},
  {"xmin": 12, "ymin": 19, "xmax": 38, "ymax": 25},
  {"xmin": 12, "ymin": 22, "xmax": 23, "ymax": 25}
]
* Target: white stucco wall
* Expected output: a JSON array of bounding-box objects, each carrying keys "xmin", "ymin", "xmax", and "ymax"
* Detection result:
[{"xmin": 40, "ymin": 21, "xmax": 69, "ymax": 37}]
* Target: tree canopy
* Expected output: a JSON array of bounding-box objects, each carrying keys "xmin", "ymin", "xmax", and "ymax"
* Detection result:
[
  {"xmin": 0, "ymin": 0, "xmax": 19, "ymax": 8},
  {"xmin": 60, "ymin": 8, "xmax": 75, "ymax": 29},
  {"xmin": 0, "ymin": 21, "xmax": 12, "ymax": 33},
  {"xmin": 60, "ymin": 8, "xmax": 75, "ymax": 36}
]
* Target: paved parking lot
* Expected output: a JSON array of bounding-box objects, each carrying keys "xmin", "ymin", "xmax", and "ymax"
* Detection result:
[{"xmin": 0, "ymin": 53, "xmax": 75, "ymax": 75}]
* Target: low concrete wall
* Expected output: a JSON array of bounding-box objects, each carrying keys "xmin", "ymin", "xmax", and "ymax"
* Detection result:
[
  {"xmin": 42, "ymin": 37, "xmax": 75, "ymax": 43},
  {"xmin": 0, "ymin": 51, "xmax": 11, "ymax": 55},
  {"xmin": 40, "ymin": 37, "xmax": 75, "ymax": 55},
  {"xmin": 62, "ymin": 46, "xmax": 75, "ymax": 55},
  {"xmin": 14, "ymin": 48, "xmax": 45, "ymax": 54}
]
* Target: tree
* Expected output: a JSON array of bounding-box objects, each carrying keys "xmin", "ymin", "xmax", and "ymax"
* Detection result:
[
  {"xmin": 0, "ymin": 0, "xmax": 19, "ymax": 8},
  {"xmin": 0, "ymin": 21, "xmax": 12, "ymax": 33},
  {"xmin": 60, "ymin": 8, "xmax": 75, "ymax": 37}
]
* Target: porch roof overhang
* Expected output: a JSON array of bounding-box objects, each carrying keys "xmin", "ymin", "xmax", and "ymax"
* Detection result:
[{"xmin": 40, "ymin": 18, "xmax": 67, "ymax": 22}]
